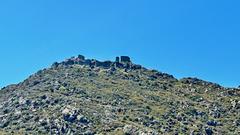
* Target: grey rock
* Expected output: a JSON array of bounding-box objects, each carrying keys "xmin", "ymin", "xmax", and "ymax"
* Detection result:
[
  {"xmin": 205, "ymin": 127, "xmax": 213, "ymax": 135},
  {"xmin": 77, "ymin": 115, "xmax": 90, "ymax": 125},
  {"xmin": 207, "ymin": 120, "xmax": 220, "ymax": 127}
]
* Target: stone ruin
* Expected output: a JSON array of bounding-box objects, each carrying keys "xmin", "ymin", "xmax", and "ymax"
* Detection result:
[
  {"xmin": 115, "ymin": 57, "xmax": 120, "ymax": 63},
  {"xmin": 52, "ymin": 55, "xmax": 142, "ymax": 70},
  {"xmin": 78, "ymin": 55, "xmax": 85, "ymax": 60},
  {"xmin": 120, "ymin": 56, "xmax": 131, "ymax": 63}
]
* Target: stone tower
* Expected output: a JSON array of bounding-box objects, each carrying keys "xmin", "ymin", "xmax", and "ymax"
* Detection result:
[{"xmin": 115, "ymin": 57, "xmax": 120, "ymax": 63}]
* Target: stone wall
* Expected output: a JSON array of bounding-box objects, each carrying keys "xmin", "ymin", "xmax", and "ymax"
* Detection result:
[
  {"xmin": 120, "ymin": 56, "xmax": 131, "ymax": 63},
  {"xmin": 54, "ymin": 55, "xmax": 141, "ymax": 70}
]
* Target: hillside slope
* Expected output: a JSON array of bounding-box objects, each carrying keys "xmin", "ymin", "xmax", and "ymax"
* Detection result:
[{"xmin": 0, "ymin": 55, "xmax": 239, "ymax": 135}]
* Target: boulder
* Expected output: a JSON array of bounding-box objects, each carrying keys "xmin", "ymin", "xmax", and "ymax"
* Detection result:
[
  {"xmin": 207, "ymin": 120, "xmax": 220, "ymax": 126},
  {"xmin": 62, "ymin": 108, "xmax": 78, "ymax": 123},
  {"xmin": 233, "ymin": 119, "xmax": 240, "ymax": 126},
  {"xmin": 0, "ymin": 120, "xmax": 10, "ymax": 128},
  {"xmin": 77, "ymin": 115, "xmax": 90, "ymax": 125},
  {"xmin": 205, "ymin": 127, "xmax": 213, "ymax": 135}
]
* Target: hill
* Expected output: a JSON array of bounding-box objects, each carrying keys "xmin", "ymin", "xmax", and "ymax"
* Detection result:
[{"xmin": 0, "ymin": 55, "xmax": 239, "ymax": 135}]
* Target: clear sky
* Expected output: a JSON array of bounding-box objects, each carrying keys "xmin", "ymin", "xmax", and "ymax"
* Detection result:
[{"xmin": 0, "ymin": 0, "xmax": 240, "ymax": 88}]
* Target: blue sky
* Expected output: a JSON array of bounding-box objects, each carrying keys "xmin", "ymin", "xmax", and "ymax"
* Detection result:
[{"xmin": 0, "ymin": 0, "xmax": 239, "ymax": 88}]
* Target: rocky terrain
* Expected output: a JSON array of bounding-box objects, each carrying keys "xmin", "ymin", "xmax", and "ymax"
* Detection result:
[{"xmin": 0, "ymin": 55, "xmax": 239, "ymax": 135}]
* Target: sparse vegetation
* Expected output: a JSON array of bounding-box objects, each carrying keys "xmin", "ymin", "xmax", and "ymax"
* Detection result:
[{"xmin": 0, "ymin": 55, "xmax": 239, "ymax": 134}]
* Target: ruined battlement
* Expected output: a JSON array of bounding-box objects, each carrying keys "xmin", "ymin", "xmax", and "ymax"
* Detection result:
[
  {"xmin": 120, "ymin": 56, "xmax": 131, "ymax": 63},
  {"xmin": 52, "ymin": 55, "xmax": 141, "ymax": 70}
]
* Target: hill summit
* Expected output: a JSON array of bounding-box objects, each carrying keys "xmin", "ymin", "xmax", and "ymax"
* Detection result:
[{"xmin": 0, "ymin": 55, "xmax": 239, "ymax": 135}]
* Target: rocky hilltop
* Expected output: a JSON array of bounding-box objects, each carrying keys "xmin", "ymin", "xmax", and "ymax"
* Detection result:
[{"xmin": 0, "ymin": 55, "xmax": 239, "ymax": 135}]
